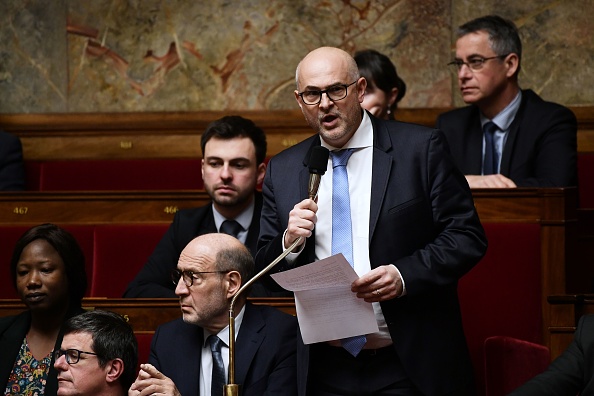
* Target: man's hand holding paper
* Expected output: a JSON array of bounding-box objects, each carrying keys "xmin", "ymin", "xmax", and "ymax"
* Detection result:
[{"xmin": 270, "ymin": 253, "xmax": 378, "ymax": 344}]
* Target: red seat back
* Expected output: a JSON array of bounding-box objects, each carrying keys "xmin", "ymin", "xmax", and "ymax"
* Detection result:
[
  {"xmin": 135, "ymin": 332, "xmax": 154, "ymax": 374},
  {"xmin": 459, "ymin": 223, "xmax": 542, "ymax": 395},
  {"xmin": 91, "ymin": 224, "xmax": 169, "ymax": 297},
  {"xmin": 484, "ymin": 335, "xmax": 550, "ymax": 396},
  {"xmin": 38, "ymin": 159, "xmax": 203, "ymax": 191}
]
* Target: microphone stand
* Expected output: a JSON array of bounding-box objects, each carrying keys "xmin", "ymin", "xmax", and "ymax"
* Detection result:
[{"xmin": 224, "ymin": 172, "xmax": 323, "ymax": 396}]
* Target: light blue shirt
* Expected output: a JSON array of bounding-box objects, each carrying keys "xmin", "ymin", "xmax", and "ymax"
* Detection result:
[{"xmin": 481, "ymin": 91, "xmax": 522, "ymax": 174}]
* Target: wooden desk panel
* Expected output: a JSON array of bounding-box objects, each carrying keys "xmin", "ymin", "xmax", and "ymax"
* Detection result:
[
  {"xmin": 0, "ymin": 297, "xmax": 296, "ymax": 333},
  {"xmin": 0, "ymin": 188, "xmax": 577, "ymax": 224},
  {"xmin": 473, "ymin": 188, "xmax": 579, "ymax": 359},
  {"xmin": 1, "ymin": 109, "xmax": 592, "ymax": 160},
  {"xmin": 0, "ymin": 191, "xmax": 210, "ymax": 224}
]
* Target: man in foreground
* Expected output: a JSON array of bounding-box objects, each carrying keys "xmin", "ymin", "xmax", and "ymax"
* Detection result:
[
  {"xmin": 129, "ymin": 233, "xmax": 297, "ymax": 396},
  {"xmin": 256, "ymin": 46, "xmax": 487, "ymax": 395},
  {"xmin": 54, "ymin": 309, "xmax": 138, "ymax": 396}
]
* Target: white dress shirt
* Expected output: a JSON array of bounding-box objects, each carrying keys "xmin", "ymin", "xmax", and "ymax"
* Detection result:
[
  {"xmin": 199, "ymin": 305, "xmax": 245, "ymax": 396},
  {"xmin": 286, "ymin": 111, "xmax": 395, "ymax": 348}
]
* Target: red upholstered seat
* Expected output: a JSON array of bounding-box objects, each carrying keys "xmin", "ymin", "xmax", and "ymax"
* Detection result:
[
  {"xmin": 459, "ymin": 223, "xmax": 542, "ymax": 395},
  {"xmin": 135, "ymin": 332, "xmax": 154, "ymax": 374},
  {"xmin": 91, "ymin": 224, "xmax": 169, "ymax": 297},
  {"xmin": 0, "ymin": 225, "xmax": 95, "ymax": 299},
  {"xmin": 38, "ymin": 159, "xmax": 203, "ymax": 191},
  {"xmin": 484, "ymin": 336, "xmax": 550, "ymax": 396},
  {"xmin": 24, "ymin": 161, "xmax": 42, "ymax": 191}
]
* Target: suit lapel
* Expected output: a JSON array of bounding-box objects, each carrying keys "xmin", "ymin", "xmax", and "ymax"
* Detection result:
[
  {"xmin": 234, "ymin": 304, "xmax": 265, "ymax": 388},
  {"xmin": 299, "ymin": 166, "xmax": 310, "ymax": 201},
  {"xmin": 500, "ymin": 90, "xmax": 527, "ymax": 175},
  {"xmin": 467, "ymin": 112, "xmax": 484, "ymax": 175},
  {"xmin": 184, "ymin": 328, "xmax": 203, "ymax": 395},
  {"xmin": 245, "ymin": 192, "xmax": 263, "ymax": 255},
  {"xmin": 198, "ymin": 204, "xmax": 218, "ymax": 234},
  {"xmin": 369, "ymin": 116, "xmax": 393, "ymax": 242}
]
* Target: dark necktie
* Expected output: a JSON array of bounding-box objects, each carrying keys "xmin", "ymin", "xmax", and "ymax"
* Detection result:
[
  {"xmin": 331, "ymin": 149, "xmax": 367, "ymax": 357},
  {"xmin": 220, "ymin": 219, "xmax": 242, "ymax": 238},
  {"xmin": 483, "ymin": 121, "xmax": 499, "ymax": 175},
  {"xmin": 208, "ymin": 335, "xmax": 225, "ymax": 396}
]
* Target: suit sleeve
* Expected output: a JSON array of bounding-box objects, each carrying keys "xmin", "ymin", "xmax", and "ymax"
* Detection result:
[
  {"xmin": 260, "ymin": 313, "xmax": 298, "ymax": 396},
  {"xmin": 0, "ymin": 132, "xmax": 25, "ymax": 191},
  {"xmin": 255, "ymin": 155, "xmax": 307, "ymax": 292},
  {"xmin": 148, "ymin": 327, "xmax": 161, "ymax": 368},
  {"xmin": 514, "ymin": 105, "xmax": 577, "ymax": 187},
  {"xmin": 508, "ymin": 315, "xmax": 592, "ymax": 395},
  {"xmin": 393, "ymin": 130, "xmax": 487, "ymax": 295}
]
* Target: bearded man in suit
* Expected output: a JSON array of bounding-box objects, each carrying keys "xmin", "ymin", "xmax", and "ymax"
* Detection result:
[{"xmin": 124, "ymin": 115, "xmax": 272, "ymax": 297}]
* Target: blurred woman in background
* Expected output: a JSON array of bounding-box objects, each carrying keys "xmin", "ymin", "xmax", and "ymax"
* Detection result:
[
  {"xmin": 0, "ymin": 223, "xmax": 87, "ymax": 395},
  {"xmin": 355, "ymin": 49, "xmax": 407, "ymax": 120}
]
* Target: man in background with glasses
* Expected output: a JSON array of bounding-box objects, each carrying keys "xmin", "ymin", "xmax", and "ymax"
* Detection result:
[
  {"xmin": 129, "ymin": 233, "xmax": 297, "ymax": 396},
  {"xmin": 256, "ymin": 46, "xmax": 486, "ymax": 395},
  {"xmin": 54, "ymin": 310, "xmax": 137, "ymax": 396},
  {"xmin": 437, "ymin": 14, "xmax": 577, "ymax": 188}
]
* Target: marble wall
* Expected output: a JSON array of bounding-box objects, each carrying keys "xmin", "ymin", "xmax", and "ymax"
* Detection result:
[{"xmin": 0, "ymin": 0, "xmax": 592, "ymax": 113}]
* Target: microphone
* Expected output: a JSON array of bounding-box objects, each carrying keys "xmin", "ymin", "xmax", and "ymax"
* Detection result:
[
  {"xmin": 307, "ymin": 145, "xmax": 330, "ymax": 200},
  {"xmin": 223, "ymin": 145, "xmax": 329, "ymax": 396}
]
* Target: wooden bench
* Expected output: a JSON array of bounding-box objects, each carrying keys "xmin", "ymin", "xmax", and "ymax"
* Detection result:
[
  {"xmin": 0, "ymin": 191, "xmax": 210, "ymax": 224},
  {"xmin": 0, "ymin": 188, "xmax": 581, "ymax": 395},
  {"xmin": 2, "ymin": 109, "xmax": 592, "ymax": 207},
  {"xmin": 0, "ymin": 297, "xmax": 296, "ymax": 372}
]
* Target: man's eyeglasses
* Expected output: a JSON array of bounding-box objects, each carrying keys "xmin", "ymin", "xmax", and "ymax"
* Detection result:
[
  {"xmin": 54, "ymin": 348, "xmax": 99, "ymax": 365},
  {"xmin": 447, "ymin": 54, "xmax": 509, "ymax": 72},
  {"xmin": 171, "ymin": 269, "xmax": 229, "ymax": 287},
  {"xmin": 298, "ymin": 80, "xmax": 358, "ymax": 105}
]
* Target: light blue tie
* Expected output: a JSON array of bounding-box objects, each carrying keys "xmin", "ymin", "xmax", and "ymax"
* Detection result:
[{"xmin": 331, "ymin": 149, "xmax": 367, "ymax": 357}]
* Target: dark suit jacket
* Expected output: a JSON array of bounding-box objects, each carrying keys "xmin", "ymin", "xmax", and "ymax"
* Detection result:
[
  {"xmin": 124, "ymin": 192, "xmax": 270, "ymax": 297},
  {"xmin": 0, "ymin": 308, "xmax": 84, "ymax": 395},
  {"xmin": 256, "ymin": 112, "xmax": 488, "ymax": 396},
  {"xmin": 509, "ymin": 314, "xmax": 594, "ymax": 395},
  {"xmin": 436, "ymin": 89, "xmax": 577, "ymax": 187},
  {"xmin": 149, "ymin": 303, "xmax": 297, "ymax": 396},
  {"xmin": 0, "ymin": 130, "xmax": 25, "ymax": 191}
]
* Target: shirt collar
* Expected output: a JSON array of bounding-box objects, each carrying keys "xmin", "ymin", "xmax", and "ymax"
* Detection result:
[
  {"xmin": 212, "ymin": 198, "xmax": 255, "ymax": 232},
  {"xmin": 481, "ymin": 90, "xmax": 522, "ymax": 131},
  {"xmin": 203, "ymin": 304, "xmax": 246, "ymax": 348}
]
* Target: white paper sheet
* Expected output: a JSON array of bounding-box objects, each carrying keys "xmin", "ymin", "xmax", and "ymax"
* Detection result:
[{"xmin": 270, "ymin": 254, "xmax": 379, "ymax": 344}]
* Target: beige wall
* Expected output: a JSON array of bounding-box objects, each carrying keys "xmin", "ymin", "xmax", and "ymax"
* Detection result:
[{"xmin": 1, "ymin": 0, "xmax": 592, "ymax": 113}]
